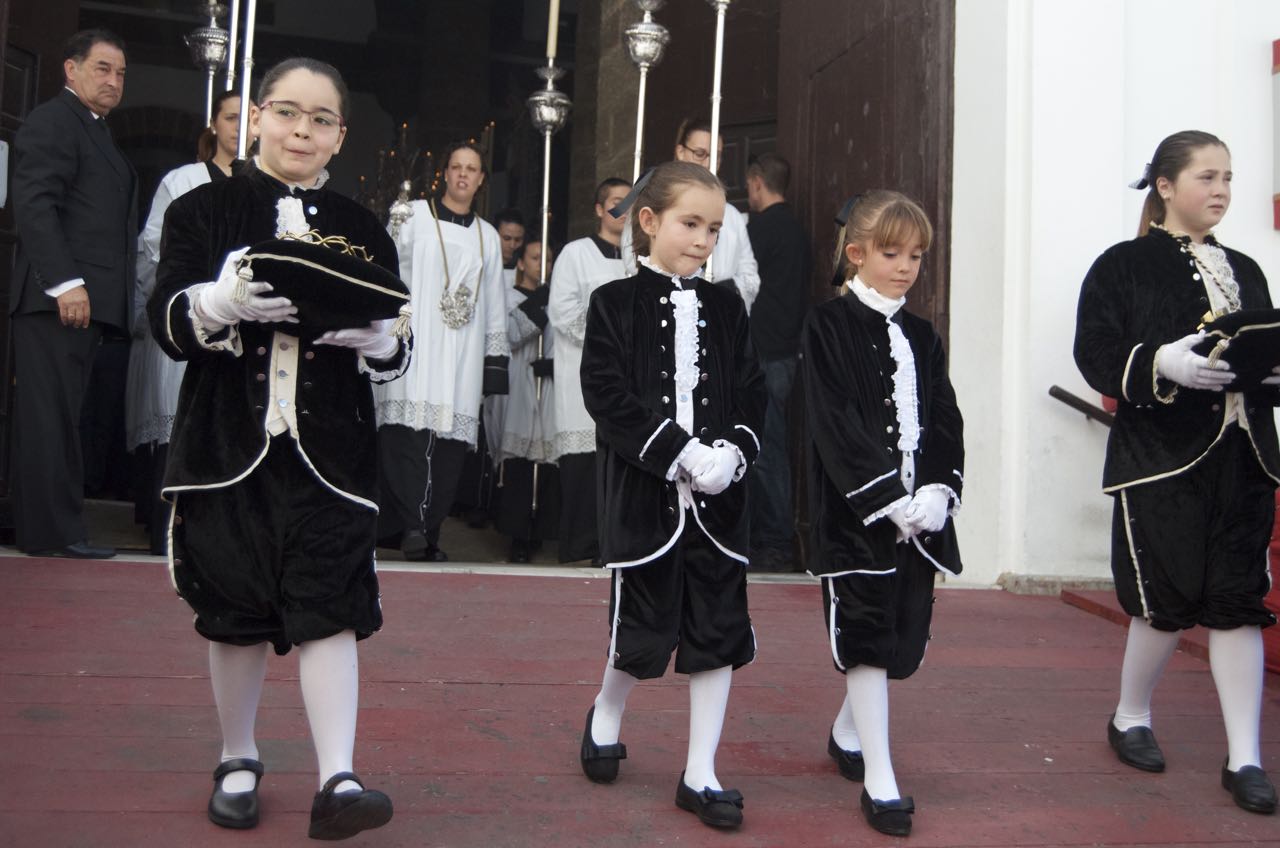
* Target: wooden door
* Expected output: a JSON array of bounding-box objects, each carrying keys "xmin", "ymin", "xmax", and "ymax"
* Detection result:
[{"xmin": 777, "ymin": 0, "xmax": 954, "ymax": 337}]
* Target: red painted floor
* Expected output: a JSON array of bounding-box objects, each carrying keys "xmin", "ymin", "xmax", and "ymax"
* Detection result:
[{"xmin": 1, "ymin": 557, "xmax": 1277, "ymax": 847}]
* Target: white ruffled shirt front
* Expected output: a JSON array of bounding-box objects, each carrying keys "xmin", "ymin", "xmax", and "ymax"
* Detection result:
[{"xmin": 849, "ymin": 277, "xmax": 960, "ymax": 535}]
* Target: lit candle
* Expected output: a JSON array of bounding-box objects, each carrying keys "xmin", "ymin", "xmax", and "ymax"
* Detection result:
[{"xmin": 546, "ymin": 0, "xmax": 560, "ymax": 59}]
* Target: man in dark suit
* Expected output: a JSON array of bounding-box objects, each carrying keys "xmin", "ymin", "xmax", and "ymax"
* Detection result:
[{"xmin": 10, "ymin": 29, "xmax": 136, "ymax": 558}]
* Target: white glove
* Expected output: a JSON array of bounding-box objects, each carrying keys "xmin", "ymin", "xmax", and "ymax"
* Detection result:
[
  {"xmin": 677, "ymin": 440, "xmax": 717, "ymax": 476},
  {"xmin": 904, "ymin": 488, "xmax": 949, "ymax": 533},
  {"xmin": 195, "ymin": 247, "xmax": 298, "ymax": 328},
  {"xmin": 690, "ymin": 446, "xmax": 741, "ymax": 495},
  {"xmin": 1263, "ymin": 365, "xmax": 1280, "ymax": 387},
  {"xmin": 886, "ymin": 502, "xmax": 916, "ymax": 543},
  {"xmin": 1154, "ymin": 331, "xmax": 1234, "ymax": 391},
  {"xmin": 314, "ymin": 318, "xmax": 399, "ymax": 360}
]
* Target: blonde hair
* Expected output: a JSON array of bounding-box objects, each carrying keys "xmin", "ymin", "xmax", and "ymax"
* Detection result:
[
  {"xmin": 630, "ymin": 161, "xmax": 724, "ymax": 258},
  {"xmin": 835, "ymin": 190, "xmax": 932, "ymax": 284}
]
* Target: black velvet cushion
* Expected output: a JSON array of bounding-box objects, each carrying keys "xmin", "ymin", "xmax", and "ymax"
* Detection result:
[
  {"xmin": 239, "ymin": 236, "xmax": 410, "ymax": 336},
  {"xmin": 1194, "ymin": 308, "xmax": 1280, "ymax": 391}
]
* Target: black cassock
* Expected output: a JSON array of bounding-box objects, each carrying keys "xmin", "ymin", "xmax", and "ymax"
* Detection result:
[{"xmin": 801, "ymin": 292, "xmax": 964, "ymax": 677}]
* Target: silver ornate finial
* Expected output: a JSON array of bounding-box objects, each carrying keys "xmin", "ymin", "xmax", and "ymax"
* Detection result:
[
  {"xmin": 625, "ymin": 2, "xmax": 671, "ymax": 70},
  {"xmin": 184, "ymin": 2, "xmax": 230, "ymax": 72},
  {"xmin": 389, "ymin": 180, "xmax": 414, "ymax": 240},
  {"xmin": 526, "ymin": 64, "xmax": 573, "ymax": 135}
]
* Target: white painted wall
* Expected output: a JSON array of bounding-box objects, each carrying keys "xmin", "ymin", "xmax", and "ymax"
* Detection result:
[{"xmin": 951, "ymin": 0, "xmax": 1280, "ymax": 586}]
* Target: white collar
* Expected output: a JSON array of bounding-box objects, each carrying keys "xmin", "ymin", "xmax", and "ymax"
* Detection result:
[
  {"xmin": 850, "ymin": 276, "xmax": 905, "ymax": 318},
  {"xmin": 640, "ymin": 255, "xmax": 697, "ymax": 289}
]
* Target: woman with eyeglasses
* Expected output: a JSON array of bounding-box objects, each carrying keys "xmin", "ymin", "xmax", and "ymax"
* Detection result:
[
  {"xmin": 620, "ymin": 117, "xmax": 761, "ymax": 313},
  {"xmin": 149, "ymin": 57, "xmax": 409, "ymax": 840}
]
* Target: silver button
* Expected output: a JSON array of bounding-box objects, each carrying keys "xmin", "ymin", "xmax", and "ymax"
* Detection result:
[
  {"xmin": 278, "ymin": 399, "xmax": 289, "ymax": 408},
  {"xmin": 680, "ymin": 393, "xmax": 689, "ymax": 402},
  {"xmin": 883, "ymin": 398, "xmax": 891, "ymax": 406},
  {"xmin": 280, "ymin": 342, "xmax": 291, "ymax": 350},
  {"xmin": 660, "ymin": 296, "xmax": 668, "ymax": 304},
  {"xmin": 661, "ymin": 319, "xmax": 668, "ymax": 327},
  {"xmin": 661, "ymin": 371, "xmax": 669, "ymax": 379},
  {"xmin": 662, "ymin": 396, "xmax": 670, "ymax": 404},
  {"xmin": 700, "ymin": 500, "xmax": 707, "ymax": 508},
  {"xmin": 701, "ymin": 398, "xmax": 709, "ymax": 406},
  {"xmin": 277, "ymin": 369, "xmax": 288, "ymax": 378},
  {"xmin": 698, "ymin": 319, "xmax": 706, "ymax": 327},
  {"xmin": 1192, "ymin": 273, "xmax": 1201, "ymax": 281},
  {"xmin": 308, "ymin": 205, "xmax": 318, "ymax": 215},
  {"xmin": 885, "ymin": 425, "xmax": 893, "ymax": 433}
]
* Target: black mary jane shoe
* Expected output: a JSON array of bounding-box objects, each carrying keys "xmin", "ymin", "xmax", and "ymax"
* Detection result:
[
  {"xmin": 579, "ymin": 706, "xmax": 627, "ymax": 783},
  {"xmin": 308, "ymin": 771, "xmax": 393, "ymax": 841},
  {"xmin": 828, "ymin": 730, "xmax": 866, "ymax": 782},
  {"xmin": 208, "ymin": 757, "xmax": 265, "ymax": 830},
  {"xmin": 674, "ymin": 772, "xmax": 744, "ymax": 828},
  {"xmin": 859, "ymin": 788, "xmax": 914, "ymax": 837},
  {"xmin": 1221, "ymin": 761, "xmax": 1278, "ymax": 814},
  {"xmin": 1106, "ymin": 715, "xmax": 1165, "ymax": 773}
]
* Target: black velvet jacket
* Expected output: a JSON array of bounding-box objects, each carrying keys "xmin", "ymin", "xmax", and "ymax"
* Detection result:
[
  {"xmin": 801, "ymin": 293, "xmax": 965, "ymax": 576},
  {"xmin": 581, "ymin": 265, "xmax": 765, "ymax": 566},
  {"xmin": 149, "ymin": 168, "xmax": 410, "ymax": 506},
  {"xmin": 1074, "ymin": 227, "xmax": 1280, "ymax": 492}
]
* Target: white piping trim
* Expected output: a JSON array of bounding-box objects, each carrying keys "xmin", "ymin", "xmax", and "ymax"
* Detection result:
[
  {"xmin": 734, "ymin": 424, "xmax": 761, "ymax": 454},
  {"xmin": 164, "ymin": 287, "xmax": 198, "ymax": 349},
  {"xmin": 160, "ymin": 440, "xmax": 271, "ymax": 500},
  {"xmin": 1119, "ymin": 490, "xmax": 1151, "ymax": 620},
  {"xmin": 1095, "ymin": 417, "xmax": 1280, "ymax": 494},
  {"xmin": 846, "ymin": 469, "xmax": 895, "ymax": 499},
  {"xmin": 605, "ymin": 503, "xmax": 685, "ymax": 568},
  {"xmin": 952, "ymin": 469, "xmax": 964, "ymax": 485},
  {"xmin": 639, "ymin": 419, "xmax": 671, "ymax": 462},
  {"xmin": 1120, "ymin": 344, "xmax": 1142, "ymax": 403},
  {"xmin": 166, "ymin": 494, "xmax": 180, "ymax": 594},
  {"xmin": 606, "ymin": 568, "xmax": 623, "ymax": 663},
  {"xmin": 689, "ymin": 499, "xmax": 749, "ymax": 565},
  {"xmin": 826, "ymin": 577, "xmax": 846, "ymax": 672},
  {"xmin": 291, "ymin": 440, "xmax": 379, "ymax": 512},
  {"xmin": 812, "ymin": 566, "xmax": 898, "ymax": 578},
  {"xmin": 910, "ymin": 535, "xmax": 959, "ymax": 577}
]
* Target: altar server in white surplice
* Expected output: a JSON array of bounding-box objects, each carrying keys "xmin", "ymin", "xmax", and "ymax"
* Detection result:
[
  {"xmin": 374, "ymin": 142, "xmax": 509, "ymax": 562},
  {"xmin": 547, "ymin": 177, "xmax": 630, "ymax": 562}
]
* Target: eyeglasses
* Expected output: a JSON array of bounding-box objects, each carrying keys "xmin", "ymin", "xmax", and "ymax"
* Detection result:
[
  {"xmin": 680, "ymin": 144, "xmax": 711, "ymax": 162},
  {"xmin": 259, "ymin": 100, "xmax": 344, "ymax": 133}
]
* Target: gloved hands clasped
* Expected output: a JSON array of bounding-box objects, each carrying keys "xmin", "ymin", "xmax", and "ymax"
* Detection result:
[
  {"xmin": 1154, "ymin": 331, "xmax": 1235, "ymax": 391},
  {"xmin": 196, "ymin": 247, "xmax": 298, "ymax": 328},
  {"xmin": 677, "ymin": 439, "xmax": 742, "ymax": 496}
]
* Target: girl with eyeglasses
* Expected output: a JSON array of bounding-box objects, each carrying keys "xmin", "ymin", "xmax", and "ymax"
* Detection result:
[{"xmin": 149, "ymin": 57, "xmax": 408, "ymax": 840}]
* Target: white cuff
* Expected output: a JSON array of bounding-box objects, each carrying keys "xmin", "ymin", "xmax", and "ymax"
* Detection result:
[
  {"xmin": 667, "ymin": 438, "xmax": 699, "ymax": 481},
  {"xmin": 914, "ymin": 482, "xmax": 961, "ymax": 517},
  {"xmin": 187, "ymin": 283, "xmax": 242, "ymax": 354},
  {"xmin": 711, "ymin": 438, "xmax": 748, "ymax": 482},
  {"xmin": 862, "ymin": 493, "xmax": 911, "ymax": 527},
  {"xmin": 45, "ymin": 278, "xmax": 85, "ymax": 298}
]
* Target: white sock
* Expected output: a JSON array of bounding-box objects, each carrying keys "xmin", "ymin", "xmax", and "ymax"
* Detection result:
[
  {"xmin": 1209, "ymin": 626, "xmax": 1264, "ymax": 771},
  {"xmin": 846, "ymin": 665, "xmax": 898, "ymax": 801},
  {"xmin": 684, "ymin": 665, "xmax": 733, "ymax": 792},
  {"xmin": 832, "ymin": 692, "xmax": 862, "ymax": 752},
  {"xmin": 1114, "ymin": 617, "xmax": 1179, "ymax": 732},
  {"xmin": 209, "ymin": 641, "xmax": 269, "ymax": 793},
  {"xmin": 591, "ymin": 662, "xmax": 638, "ymax": 746},
  {"xmin": 299, "ymin": 630, "xmax": 362, "ymax": 794}
]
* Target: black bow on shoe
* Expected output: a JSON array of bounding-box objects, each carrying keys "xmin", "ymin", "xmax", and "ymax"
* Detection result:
[{"xmin": 675, "ymin": 773, "xmax": 744, "ymax": 828}]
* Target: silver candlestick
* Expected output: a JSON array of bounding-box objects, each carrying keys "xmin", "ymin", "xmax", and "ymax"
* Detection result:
[
  {"xmin": 184, "ymin": 1, "xmax": 229, "ymax": 125},
  {"xmin": 624, "ymin": 0, "xmax": 671, "ymax": 182},
  {"xmin": 388, "ymin": 180, "xmax": 414, "ymax": 241}
]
